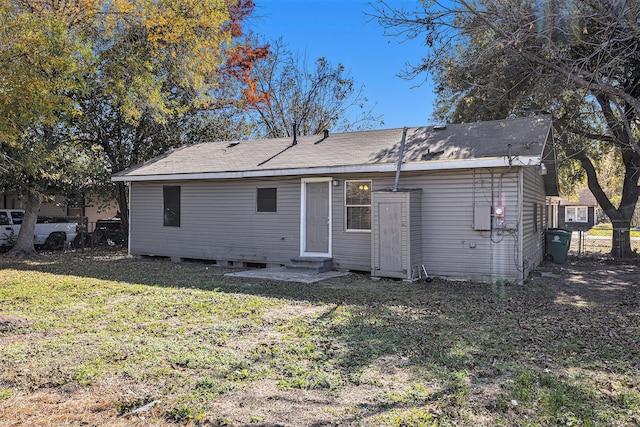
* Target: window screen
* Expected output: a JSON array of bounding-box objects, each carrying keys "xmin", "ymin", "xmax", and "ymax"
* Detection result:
[
  {"xmin": 257, "ymin": 188, "xmax": 277, "ymax": 213},
  {"xmin": 163, "ymin": 186, "xmax": 181, "ymax": 227}
]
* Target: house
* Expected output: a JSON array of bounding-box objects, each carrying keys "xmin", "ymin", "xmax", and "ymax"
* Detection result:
[
  {"xmin": 112, "ymin": 116, "xmax": 559, "ymax": 284},
  {"xmin": 557, "ymin": 188, "xmax": 598, "ymax": 231},
  {"xmin": 1, "ymin": 193, "xmax": 119, "ymax": 230}
]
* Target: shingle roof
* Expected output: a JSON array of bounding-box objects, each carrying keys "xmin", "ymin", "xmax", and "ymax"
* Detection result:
[
  {"xmin": 560, "ymin": 188, "xmax": 598, "ymax": 206},
  {"xmin": 113, "ymin": 115, "xmax": 554, "ymax": 181}
]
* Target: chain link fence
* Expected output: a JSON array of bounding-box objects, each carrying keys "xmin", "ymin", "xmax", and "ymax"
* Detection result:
[{"xmin": 569, "ymin": 230, "xmax": 640, "ymax": 256}]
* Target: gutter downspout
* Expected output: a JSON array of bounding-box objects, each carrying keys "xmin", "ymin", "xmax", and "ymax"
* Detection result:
[{"xmin": 392, "ymin": 127, "xmax": 408, "ymax": 192}]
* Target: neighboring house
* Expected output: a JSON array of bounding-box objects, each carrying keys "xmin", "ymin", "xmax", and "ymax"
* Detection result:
[
  {"xmin": 0, "ymin": 193, "xmax": 118, "ymax": 229},
  {"xmin": 113, "ymin": 116, "xmax": 559, "ymax": 284},
  {"xmin": 558, "ymin": 188, "xmax": 598, "ymax": 231}
]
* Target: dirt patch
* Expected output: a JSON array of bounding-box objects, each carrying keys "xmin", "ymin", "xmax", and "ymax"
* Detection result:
[
  {"xmin": 532, "ymin": 257, "xmax": 640, "ymax": 306},
  {"xmin": 203, "ymin": 379, "xmax": 343, "ymax": 425},
  {"xmin": 0, "ymin": 316, "xmax": 32, "ymax": 333}
]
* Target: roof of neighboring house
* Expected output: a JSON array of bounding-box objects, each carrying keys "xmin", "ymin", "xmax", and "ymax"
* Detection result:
[
  {"xmin": 113, "ymin": 115, "xmax": 558, "ymax": 195},
  {"xmin": 560, "ymin": 188, "xmax": 598, "ymax": 206}
]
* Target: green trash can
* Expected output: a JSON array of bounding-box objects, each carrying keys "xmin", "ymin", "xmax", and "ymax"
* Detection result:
[{"xmin": 545, "ymin": 228, "xmax": 572, "ymax": 263}]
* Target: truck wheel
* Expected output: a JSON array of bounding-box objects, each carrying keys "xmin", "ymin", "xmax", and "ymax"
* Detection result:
[{"xmin": 45, "ymin": 233, "xmax": 65, "ymax": 251}]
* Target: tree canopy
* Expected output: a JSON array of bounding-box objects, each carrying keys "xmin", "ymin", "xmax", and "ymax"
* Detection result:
[
  {"xmin": 0, "ymin": 0, "xmax": 267, "ymax": 255},
  {"xmin": 0, "ymin": 1, "xmax": 90, "ymax": 146},
  {"xmin": 75, "ymin": 0, "xmax": 268, "ymax": 244},
  {"xmin": 373, "ymin": 0, "xmax": 640, "ymax": 258},
  {"xmin": 2, "ymin": 0, "xmax": 382, "ymax": 256},
  {"xmin": 246, "ymin": 39, "xmax": 382, "ymax": 138}
]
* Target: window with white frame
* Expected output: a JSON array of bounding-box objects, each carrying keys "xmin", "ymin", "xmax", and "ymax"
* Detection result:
[
  {"xmin": 565, "ymin": 206, "xmax": 587, "ymax": 223},
  {"xmin": 345, "ymin": 180, "xmax": 371, "ymax": 231}
]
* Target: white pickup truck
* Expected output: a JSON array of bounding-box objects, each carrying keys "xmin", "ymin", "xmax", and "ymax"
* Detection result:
[{"xmin": 0, "ymin": 209, "xmax": 79, "ymax": 250}]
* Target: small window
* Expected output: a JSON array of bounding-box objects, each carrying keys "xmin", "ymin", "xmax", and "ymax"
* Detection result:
[
  {"xmin": 257, "ymin": 188, "xmax": 277, "ymax": 213},
  {"xmin": 345, "ymin": 180, "xmax": 371, "ymax": 231},
  {"xmin": 565, "ymin": 206, "xmax": 587, "ymax": 223},
  {"xmin": 0, "ymin": 212, "xmax": 8, "ymax": 225},
  {"xmin": 533, "ymin": 203, "xmax": 538, "ymax": 233},
  {"xmin": 163, "ymin": 186, "xmax": 181, "ymax": 227}
]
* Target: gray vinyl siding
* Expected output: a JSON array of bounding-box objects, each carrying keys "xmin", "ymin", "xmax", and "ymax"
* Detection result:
[
  {"xmin": 130, "ymin": 178, "xmax": 301, "ymax": 264},
  {"xmin": 396, "ymin": 169, "xmax": 521, "ymax": 283},
  {"xmin": 129, "ymin": 166, "xmax": 536, "ymax": 283},
  {"xmin": 332, "ymin": 168, "xmax": 523, "ymax": 282},
  {"xmin": 521, "ymin": 167, "xmax": 547, "ymax": 279},
  {"xmin": 409, "ymin": 190, "xmax": 423, "ymax": 272},
  {"xmin": 330, "ymin": 176, "xmax": 374, "ymax": 271}
]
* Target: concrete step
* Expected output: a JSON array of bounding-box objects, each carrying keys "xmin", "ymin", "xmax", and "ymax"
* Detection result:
[{"xmin": 286, "ymin": 257, "xmax": 333, "ymax": 274}]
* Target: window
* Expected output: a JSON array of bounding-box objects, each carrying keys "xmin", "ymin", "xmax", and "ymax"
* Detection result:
[
  {"xmin": 565, "ymin": 206, "xmax": 587, "ymax": 223},
  {"xmin": 163, "ymin": 185, "xmax": 181, "ymax": 227},
  {"xmin": 533, "ymin": 203, "xmax": 538, "ymax": 233},
  {"xmin": 257, "ymin": 188, "xmax": 277, "ymax": 212},
  {"xmin": 345, "ymin": 180, "xmax": 371, "ymax": 231},
  {"xmin": 10, "ymin": 211, "xmax": 23, "ymax": 224}
]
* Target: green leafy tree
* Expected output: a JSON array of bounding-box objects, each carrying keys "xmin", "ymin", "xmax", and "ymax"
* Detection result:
[
  {"xmin": 0, "ymin": 2, "xmax": 90, "ymax": 146},
  {"xmin": 1, "ymin": 0, "xmax": 267, "ymax": 254},
  {"xmin": 0, "ymin": 2, "xmax": 94, "ymax": 256},
  {"xmin": 372, "ymin": 0, "xmax": 640, "ymax": 258},
  {"xmin": 246, "ymin": 38, "xmax": 382, "ymax": 138},
  {"xmin": 75, "ymin": 93, "xmax": 255, "ymax": 238},
  {"xmin": 75, "ymin": 0, "xmax": 268, "ymax": 242},
  {"xmin": 594, "ymin": 150, "xmax": 640, "ymax": 226}
]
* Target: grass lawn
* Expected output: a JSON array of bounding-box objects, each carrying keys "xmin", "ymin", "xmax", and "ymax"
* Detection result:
[
  {"xmin": 0, "ymin": 250, "xmax": 639, "ymax": 426},
  {"xmin": 587, "ymin": 224, "xmax": 640, "ymax": 238}
]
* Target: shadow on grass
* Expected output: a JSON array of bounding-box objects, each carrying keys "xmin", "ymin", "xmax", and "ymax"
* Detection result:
[
  {"xmin": 2, "ymin": 250, "xmax": 639, "ymax": 425},
  {"xmin": 2, "ymin": 250, "xmax": 638, "ymax": 367}
]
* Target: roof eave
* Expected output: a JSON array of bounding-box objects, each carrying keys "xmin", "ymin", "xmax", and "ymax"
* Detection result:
[{"xmin": 112, "ymin": 155, "xmax": 541, "ymax": 182}]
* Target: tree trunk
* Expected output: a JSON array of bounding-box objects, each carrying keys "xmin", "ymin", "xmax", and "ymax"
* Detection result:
[
  {"xmin": 611, "ymin": 220, "xmax": 633, "ymax": 258},
  {"xmin": 116, "ymin": 181, "xmax": 129, "ymax": 248},
  {"xmin": 6, "ymin": 191, "xmax": 41, "ymax": 258},
  {"xmin": 579, "ymin": 153, "xmax": 637, "ymax": 259}
]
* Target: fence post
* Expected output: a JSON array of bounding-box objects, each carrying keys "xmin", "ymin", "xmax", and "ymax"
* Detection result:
[
  {"xmin": 82, "ymin": 216, "xmax": 88, "ymax": 252},
  {"xmin": 579, "ymin": 230, "xmax": 583, "ymax": 256},
  {"xmin": 78, "ymin": 217, "xmax": 83, "ymax": 252}
]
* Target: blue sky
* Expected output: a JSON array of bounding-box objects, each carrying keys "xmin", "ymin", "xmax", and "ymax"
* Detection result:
[{"xmin": 250, "ymin": 0, "xmax": 437, "ymax": 130}]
